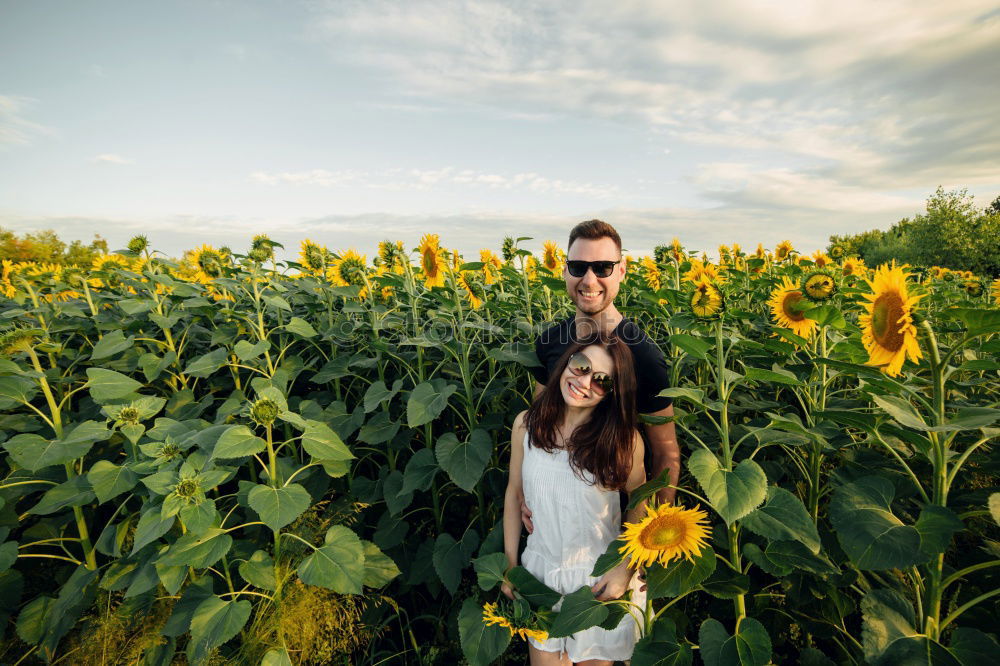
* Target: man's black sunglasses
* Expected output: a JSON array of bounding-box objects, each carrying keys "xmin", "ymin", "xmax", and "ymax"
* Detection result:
[{"xmin": 566, "ymin": 260, "xmax": 621, "ymax": 278}]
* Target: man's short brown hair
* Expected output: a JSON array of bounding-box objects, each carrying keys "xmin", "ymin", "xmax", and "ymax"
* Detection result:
[{"xmin": 568, "ymin": 219, "xmax": 622, "ymax": 253}]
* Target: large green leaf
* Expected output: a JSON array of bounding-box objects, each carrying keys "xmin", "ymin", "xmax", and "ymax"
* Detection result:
[
  {"xmin": 29, "ymin": 476, "xmax": 95, "ymax": 515},
  {"xmin": 186, "ymin": 596, "xmax": 251, "ymax": 664},
  {"xmin": 914, "ymin": 505, "xmax": 964, "ymax": 557},
  {"xmin": 87, "ymin": 460, "xmax": 139, "ymax": 503},
  {"xmin": 248, "ymin": 483, "xmax": 311, "ymax": 531},
  {"xmin": 699, "ymin": 617, "xmax": 772, "ymax": 666},
  {"xmin": 506, "ymin": 566, "xmax": 562, "ymax": 608},
  {"xmin": 162, "ymin": 576, "xmax": 215, "ymax": 637},
  {"xmin": 872, "ymin": 395, "xmax": 928, "ymax": 430},
  {"xmin": 645, "ymin": 545, "xmax": 716, "ymax": 599},
  {"xmin": 361, "ymin": 540, "xmax": 400, "ymax": 588},
  {"xmin": 261, "ymin": 648, "xmax": 293, "ymax": 666},
  {"xmin": 131, "ymin": 507, "xmax": 175, "ymax": 554},
  {"xmin": 436, "ymin": 429, "xmax": 492, "ymax": 492},
  {"xmin": 285, "ymin": 316, "xmax": 317, "ymax": 338},
  {"xmin": 741, "ymin": 486, "xmax": 821, "ymax": 553},
  {"xmin": 212, "ymin": 425, "xmax": 266, "ymax": 459},
  {"xmin": 406, "ymin": 380, "xmax": 458, "ymax": 427},
  {"xmin": 301, "ymin": 420, "xmax": 353, "ymax": 461},
  {"xmin": 830, "ymin": 476, "xmax": 927, "ymax": 570},
  {"xmin": 548, "ymin": 586, "xmax": 609, "ymax": 638},
  {"xmin": 238, "ymin": 550, "xmax": 276, "ymax": 591},
  {"xmin": 432, "ymin": 531, "xmax": 478, "ymax": 594},
  {"xmin": 4, "ymin": 420, "xmax": 110, "ymax": 472},
  {"xmin": 0, "ymin": 374, "xmax": 38, "ymax": 404},
  {"xmin": 457, "ymin": 597, "xmax": 511, "ymax": 666},
  {"xmin": 363, "ymin": 379, "xmax": 402, "ymax": 413},
  {"xmin": 763, "ymin": 540, "xmax": 839, "ymax": 575},
  {"xmin": 473, "ymin": 552, "xmax": 509, "ymax": 591},
  {"xmin": 861, "ymin": 588, "xmax": 918, "ymax": 664},
  {"xmin": 671, "ymin": 333, "xmax": 711, "ymax": 359},
  {"xmin": 90, "ymin": 329, "xmax": 134, "ymax": 360},
  {"xmin": 948, "ymin": 627, "xmax": 1000, "ymax": 665},
  {"xmin": 87, "ymin": 368, "xmax": 143, "ymax": 402},
  {"xmin": 688, "ymin": 449, "xmax": 767, "ymax": 525},
  {"xmin": 400, "ymin": 448, "xmax": 439, "ymax": 495},
  {"xmin": 183, "ymin": 348, "xmax": 229, "ymax": 378},
  {"xmin": 297, "ymin": 525, "xmax": 366, "ymax": 594},
  {"xmin": 157, "ymin": 528, "xmax": 233, "ymax": 569},
  {"xmin": 632, "ymin": 617, "xmax": 693, "ymax": 666}
]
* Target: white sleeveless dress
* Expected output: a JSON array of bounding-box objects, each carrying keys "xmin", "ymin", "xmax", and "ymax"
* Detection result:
[{"xmin": 520, "ymin": 430, "xmax": 646, "ymax": 661}]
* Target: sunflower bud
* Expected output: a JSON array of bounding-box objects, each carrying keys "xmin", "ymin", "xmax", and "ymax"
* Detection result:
[
  {"xmin": 117, "ymin": 405, "xmax": 141, "ymax": 425},
  {"xmin": 0, "ymin": 325, "xmax": 42, "ymax": 357},
  {"xmin": 173, "ymin": 478, "xmax": 200, "ymax": 499},
  {"xmin": 249, "ymin": 246, "xmax": 272, "ymax": 263},
  {"xmin": 501, "ymin": 237, "xmax": 516, "ymax": 263},
  {"xmin": 127, "ymin": 235, "xmax": 149, "ymax": 254},
  {"xmin": 803, "ymin": 271, "xmax": 836, "ymax": 302},
  {"xmin": 250, "ymin": 397, "xmax": 281, "ymax": 426}
]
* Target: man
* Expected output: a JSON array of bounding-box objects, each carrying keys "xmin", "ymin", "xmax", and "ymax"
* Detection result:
[{"xmin": 522, "ymin": 219, "xmax": 680, "ymax": 534}]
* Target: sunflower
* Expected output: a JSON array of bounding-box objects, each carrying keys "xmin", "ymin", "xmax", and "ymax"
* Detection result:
[
  {"xmin": 841, "ymin": 257, "xmax": 866, "ymax": 278},
  {"xmin": 524, "ymin": 256, "xmax": 540, "ymax": 281},
  {"xmin": 1, "ymin": 260, "xmax": 16, "ymax": 298},
  {"xmin": 730, "ymin": 242, "xmax": 742, "ymax": 257},
  {"xmin": 418, "ymin": 234, "xmax": 447, "ymax": 288},
  {"xmin": 829, "ymin": 244, "xmax": 845, "ymax": 259},
  {"xmin": 458, "ymin": 270, "xmax": 485, "ymax": 309},
  {"xmin": 690, "ymin": 280, "xmax": 723, "ymax": 318},
  {"xmin": 299, "ymin": 239, "xmax": 329, "ymax": 274},
  {"xmin": 482, "ymin": 602, "xmax": 512, "ymax": 632},
  {"xmin": 859, "ymin": 262, "xmax": 923, "ymax": 377},
  {"xmin": 992, "ymin": 278, "xmax": 1000, "ymax": 306},
  {"xmin": 769, "ymin": 277, "xmax": 817, "ymax": 339},
  {"xmin": 717, "ymin": 244, "xmax": 731, "ymax": 261},
  {"xmin": 802, "ymin": 271, "xmax": 836, "ymax": 302},
  {"xmin": 482, "ymin": 601, "xmax": 548, "ymax": 643},
  {"xmin": 185, "ymin": 244, "xmax": 229, "ymax": 284},
  {"xmin": 670, "ymin": 237, "xmax": 684, "ymax": 262},
  {"xmin": 377, "ymin": 240, "xmax": 407, "ymax": 274},
  {"xmin": 89, "ymin": 253, "xmax": 133, "ymax": 288},
  {"xmin": 811, "ymin": 251, "xmax": 832, "ymax": 268},
  {"xmin": 542, "ymin": 240, "xmax": 563, "ymax": 273},
  {"xmin": 754, "ymin": 243, "xmax": 767, "ymax": 260},
  {"xmin": 640, "ymin": 256, "xmax": 661, "ymax": 291},
  {"xmin": 327, "ymin": 249, "xmax": 368, "ymax": 297},
  {"xmin": 684, "ymin": 259, "xmax": 722, "ymax": 284},
  {"xmin": 619, "ymin": 503, "xmax": 711, "ymax": 568},
  {"xmin": 774, "ymin": 240, "xmax": 794, "ymax": 261},
  {"xmin": 963, "ymin": 279, "xmax": 984, "ymax": 297},
  {"xmin": 372, "ymin": 265, "xmax": 395, "ymax": 302},
  {"xmin": 480, "ymin": 249, "xmax": 502, "ymax": 285}
]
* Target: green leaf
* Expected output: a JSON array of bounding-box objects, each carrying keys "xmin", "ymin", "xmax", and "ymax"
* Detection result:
[
  {"xmin": 363, "ymin": 379, "xmax": 402, "ymax": 413},
  {"xmin": 763, "ymin": 540, "xmax": 839, "ymax": 575},
  {"xmin": 436, "ymin": 429, "xmax": 492, "ymax": 493},
  {"xmin": 872, "ymin": 395, "xmax": 928, "ymax": 430},
  {"xmin": 383, "ymin": 470, "xmax": 412, "ymax": 515},
  {"xmin": 248, "ymin": 483, "xmax": 311, "ymax": 531},
  {"xmin": 361, "ymin": 540, "xmax": 400, "ymax": 588},
  {"xmin": 87, "ymin": 460, "xmax": 139, "ymax": 503},
  {"xmin": 0, "ymin": 540, "xmax": 18, "ymax": 573},
  {"xmin": 407, "ymin": 380, "xmax": 458, "ymax": 427},
  {"xmin": 645, "ymin": 545, "xmax": 716, "ymax": 599},
  {"xmin": 590, "ymin": 537, "xmax": 626, "ymax": 577},
  {"xmin": 548, "ymin": 586, "xmax": 609, "ymax": 638},
  {"xmin": 238, "ymin": 550, "xmax": 276, "ymax": 591},
  {"xmin": 4, "ymin": 420, "xmax": 110, "ymax": 472},
  {"xmin": 157, "ymin": 528, "xmax": 233, "ymax": 569},
  {"xmin": 301, "ymin": 420, "xmax": 353, "ymax": 461},
  {"xmin": 632, "ymin": 617, "xmax": 693, "ymax": 666},
  {"xmin": 744, "ymin": 367, "xmax": 804, "ymax": 387},
  {"xmin": 741, "ymin": 486, "xmax": 821, "ymax": 553},
  {"xmin": 942, "ymin": 307, "xmax": 1000, "ymax": 337},
  {"xmin": 400, "ymin": 448, "xmax": 439, "ymax": 495},
  {"xmin": 433, "ymin": 532, "xmax": 470, "ymax": 594},
  {"xmin": 183, "ymin": 348, "xmax": 229, "ymax": 378},
  {"xmin": 162, "ymin": 576, "xmax": 214, "ymax": 637},
  {"xmin": 474, "ymin": 552, "xmax": 509, "ymax": 591},
  {"xmin": 297, "ymin": 525, "xmax": 366, "ymax": 594},
  {"xmin": 16, "ymin": 596, "xmax": 55, "ymax": 645},
  {"xmin": 90, "ymin": 329, "xmax": 134, "ymax": 360},
  {"xmin": 233, "ymin": 339, "xmax": 269, "ymax": 361},
  {"xmin": 0, "ymin": 374, "xmax": 38, "ymax": 404},
  {"xmin": 87, "ymin": 368, "xmax": 143, "ymax": 402},
  {"xmin": 914, "ymin": 505, "xmax": 964, "ymax": 556},
  {"xmin": 699, "ymin": 617, "xmax": 772, "ymax": 666},
  {"xmin": 285, "ymin": 316, "xmax": 317, "ymax": 338},
  {"xmin": 989, "ymin": 493, "xmax": 1000, "ymax": 526},
  {"xmin": 688, "ymin": 449, "xmax": 767, "ymax": 525},
  {"xmin": 506, "ymin": 566, "xmax": 562, "ymax": 608},
  {"xmin": 357, "ymin": 411, "xmax": 400, "ymax": 445},
  {"xmin": 458, "ymin": 597, "xmax": 511, "ymax": 666},
  {"xmin": 804, "ymin": 304, "xmax": 847, "ymax": 329},
  {"xmin": 829, "ymin": 476, "xmax": 926, "ymax": 570},
  {"xmin": 29, "ymin": 476, "xmax": 95, "ymax": 515},
  {"xmin": 261, "ymin": 648, "xmax": 293, "ymax": 666},
  {"xmin": 657, "ymin": 387, "xmax": 708, "ymax": 409},
  {"xmin": 131, "ymin": 507, "xmax": 175, "ymax": 554},
  {"xmin": 212, "ymin": 425, "xmax": 267, "ymax": 459},
  {"xmin": 948, "ymin": 627, "xmax": 1000, "ymax": 665},
  {"xmin": 186, "ymin": 596, "xmax": 251, "ymax": 664},
  {"xmin": 861, "ymin": 588, "xmax": 919, "ymax": 664},
  {"xmin": 671, "ymin": 333, "xmax": 711, "ymax": 360}
]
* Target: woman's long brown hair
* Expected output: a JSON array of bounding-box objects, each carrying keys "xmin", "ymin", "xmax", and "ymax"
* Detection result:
[{"xmin": 523, "ymin": 333, "xmax": 638, "ymax": 490}]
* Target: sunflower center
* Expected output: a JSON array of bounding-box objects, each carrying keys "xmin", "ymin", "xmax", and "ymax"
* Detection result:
[
  {"xmin": 640, "ymin": 516, "xmax": 685, "ymax": 549},
  {"xmin": 422, "ymin": 247, "xmax": 438, "ymax": 276},
  {"xmin": 340, "ymin": 258, "xmax": 366, "ymax": 285},
  {"xmin": 781, "ymin": 291, "xmax": 806, "ymax": 321},
  {"xmin": 871, "ymin": 293, "xmax": 905, "ymax": 351}
]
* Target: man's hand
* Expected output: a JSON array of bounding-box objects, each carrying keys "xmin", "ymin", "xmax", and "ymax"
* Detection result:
[
  {"xmin": 591, "ymin": 561, "xmax": 634, "ymax": 601},
  {"xmin": 520, "ymin": 498, "xmax": 533, "ymax": 533}
]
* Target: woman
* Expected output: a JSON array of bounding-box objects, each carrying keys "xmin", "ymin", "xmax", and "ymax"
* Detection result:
[{"xmin": 502, "ymin": 334, "xmax": 647, "ymax": 665}]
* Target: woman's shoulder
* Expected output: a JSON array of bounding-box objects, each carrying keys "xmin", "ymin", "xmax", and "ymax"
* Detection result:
[{"xmin": 512, "ymin": 409, "xmax": 528, "ymax": 433}]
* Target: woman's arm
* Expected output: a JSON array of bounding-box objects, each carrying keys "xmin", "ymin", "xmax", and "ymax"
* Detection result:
[
  {"xmin": 593, "ymin": 431, "xmax": 646, "ymax": 601},
  {"xmin": 501, "ymin": 410, "xmax": 528, "ymax": 598}
]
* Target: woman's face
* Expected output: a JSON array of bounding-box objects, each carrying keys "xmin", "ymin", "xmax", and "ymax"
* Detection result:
[{"xmin": 559, "ymin": 343, "xmax": 614, "ymax": 408}]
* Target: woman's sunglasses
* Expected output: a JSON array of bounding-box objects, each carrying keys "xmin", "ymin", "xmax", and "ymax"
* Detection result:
[
  {"xmin": 566, "ymin": 260, "xmax": 620, "ymax": 278},
  {"xmin": 567, "ymin": 352, "xmax": 614, "ymax": 395}
]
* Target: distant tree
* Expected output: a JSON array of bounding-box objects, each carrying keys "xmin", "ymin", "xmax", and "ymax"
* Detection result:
[
  {"xmin": 0, "ymin": 227, "xmax": 107, "ymax": 266},
  {"xmin": 985, "ymin": 195, "xmax": 1000, "ymax": 216}
]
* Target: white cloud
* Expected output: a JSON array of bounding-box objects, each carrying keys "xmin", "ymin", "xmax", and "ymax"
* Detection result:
[
  {"xmin": 92, "ymin": 153, "xmax": 134, "ymax": 165},
  {"xmin": 0, "ymin": 95, "xmax": 50, "ymax": 146}
]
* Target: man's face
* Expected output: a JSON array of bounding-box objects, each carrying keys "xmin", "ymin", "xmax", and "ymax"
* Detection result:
[{"xmin": 564, "ymin": 237, "xmax": 625, "ymax": 316}]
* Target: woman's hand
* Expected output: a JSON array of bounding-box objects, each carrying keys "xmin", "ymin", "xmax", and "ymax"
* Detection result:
[
  {"xmin": 591, "ymin": 561, "xmax": 634, "ymax": 601},
  {"xmin": 501, "ymin": 580, "xmax": 515, "ymax": 600}
]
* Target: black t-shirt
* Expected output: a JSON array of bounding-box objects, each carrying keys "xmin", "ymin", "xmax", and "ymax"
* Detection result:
[{"xmin": 531, "ymin": 315, "xmax": 672, "ymax": 414}]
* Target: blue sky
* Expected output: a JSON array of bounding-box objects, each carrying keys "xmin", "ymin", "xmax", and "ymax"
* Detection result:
[{"xmin": 1, "ymin": 0, "xmax": 998, "ymax": 260}]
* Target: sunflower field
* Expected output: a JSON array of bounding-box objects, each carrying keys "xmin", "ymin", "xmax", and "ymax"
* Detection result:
[{"xmin": 0, "ymin": 233, "xmax": 998, "ymax": 665}]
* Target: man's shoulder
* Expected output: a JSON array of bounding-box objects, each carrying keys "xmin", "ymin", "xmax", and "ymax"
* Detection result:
[
  {"xmin": 619, "ymin": 318, "xmax": 667, "ymax": 360},
  {"xmin": 536, "ymin": 315, "xmax": 574, "ymax": 346}
]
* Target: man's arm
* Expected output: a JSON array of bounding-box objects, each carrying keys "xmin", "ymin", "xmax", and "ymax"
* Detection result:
[{"xmin": 643, "ymin": 404, "xmax": 680, "ymax": 505}]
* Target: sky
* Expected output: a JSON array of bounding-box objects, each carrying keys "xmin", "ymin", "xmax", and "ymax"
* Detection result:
[{"xmin": 1, "ymin": 0, "xmax": 998, "ymax": 260}]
